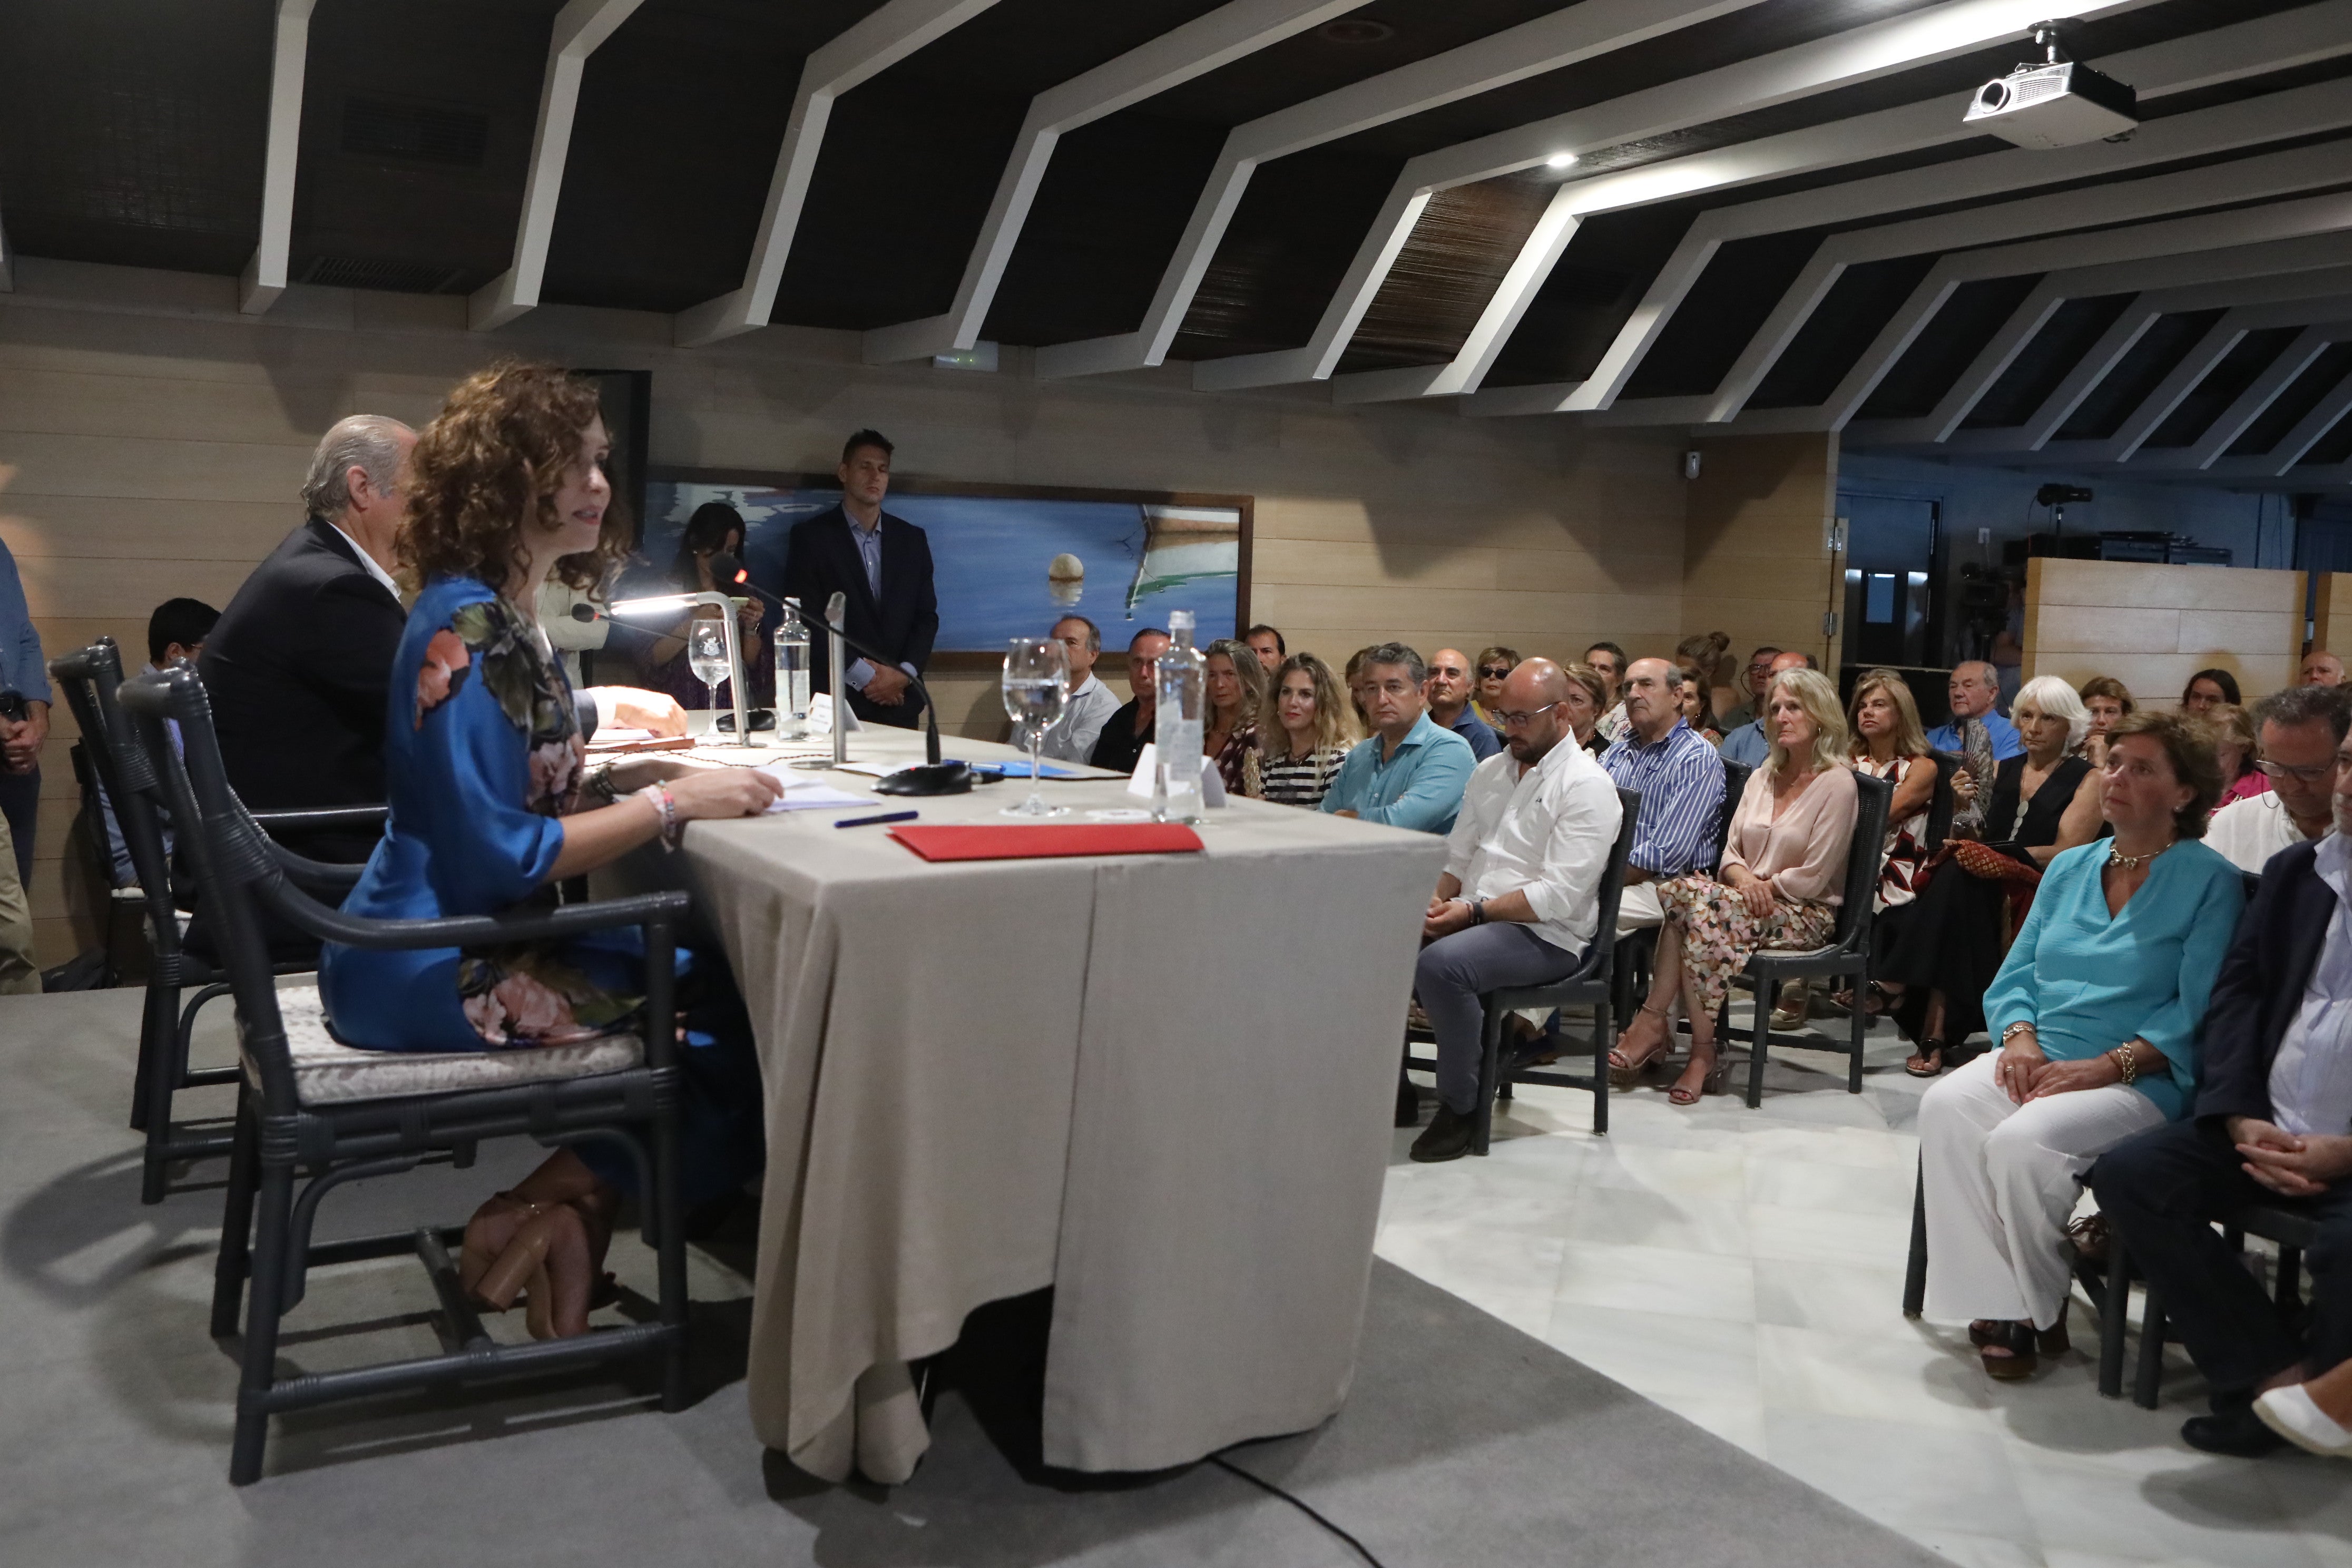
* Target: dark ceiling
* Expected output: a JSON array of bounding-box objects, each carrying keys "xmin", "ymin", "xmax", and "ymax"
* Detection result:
[{"xmin": 4, "ymin": 0, "xmax": 2351, "ymax": 478}]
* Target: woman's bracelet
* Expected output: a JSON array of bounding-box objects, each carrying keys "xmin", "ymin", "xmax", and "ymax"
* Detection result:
[
  {"xmin": 637, "ymin": 782, "xmax": 680, "ymax": 851},
  {"xmin": 1999, "ymin": 1021, "xmax": 2036, "ymax": 1046},
  {"xmin": 585, "ymin": 761, "xmax": 620, "ymax": 805},
  {"xmin": 2109, "ymin": 1046, "xmax": 2138, "ymax": 1086}
]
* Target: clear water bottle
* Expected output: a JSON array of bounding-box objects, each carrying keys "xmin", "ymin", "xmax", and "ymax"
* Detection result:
[
  {"xmin": 1153, "ymin": 610, "xmax": 1206, "ymax": 824},
  {"xmin": 775, "ymin": 601, "xmax": 811, "ymax": 740}
]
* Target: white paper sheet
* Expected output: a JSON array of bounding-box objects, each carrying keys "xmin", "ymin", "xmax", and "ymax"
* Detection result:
[
  {"xmin": 1123, "ymin": 746, "xmax": 1226, "ymax": 806},
  {"xmin": 754, "ymin": 768, "xmax": 875, "ymax": 812}
]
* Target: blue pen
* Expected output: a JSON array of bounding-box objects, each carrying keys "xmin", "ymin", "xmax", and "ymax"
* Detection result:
[{"xmin": 835, "ymin": 809, "xmax": 919, "ymax": 828}]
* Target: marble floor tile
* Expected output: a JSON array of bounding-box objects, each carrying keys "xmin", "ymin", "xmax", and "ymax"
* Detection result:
[
  {"xmin": 1557, "ymin": 1181, "xmax": 1752, "ymax": 1257},
  {"xmin": 1538, "ymin": 1300, "xmax": 1761, "ymax": 1406},
  {"xmin": 1760, "ymin": 1409, "xmax": 2036, "ymax": 1543},
  {"xmin": 1547, "ymin": 1240, "xmax": 1756, "ymax": 1325},
  {"xmin": 1757, "ymin": 1321, "xmax": 2001, "ymax": 1435},
  {"xmin": 1373, "ymin": 1225, "xmax": 1564, "ymax": 1339},
  {"xmin": 1752, "ymin": 1255, "xmax": 1919, "ymax": 1342}
]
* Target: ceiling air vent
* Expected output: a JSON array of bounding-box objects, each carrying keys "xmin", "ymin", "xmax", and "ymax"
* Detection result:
[
  {"xmin": 341, "ymin": 96, "xmax": 489, "ymax": 167},
  {"xmin": 301, "ymin": 257, "xmax": 468, "ymax": 294}
]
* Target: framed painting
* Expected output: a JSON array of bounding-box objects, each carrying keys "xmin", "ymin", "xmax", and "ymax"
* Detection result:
[{"xmin": 640, "ymin": 467, "xmax": 1252, "ymax": 669}]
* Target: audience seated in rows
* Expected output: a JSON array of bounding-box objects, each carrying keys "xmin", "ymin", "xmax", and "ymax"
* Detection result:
[
  {"xmin": 1880, "ymin": 675, "xmax": 2105, "ymax": 1077},
  {"xmin": 1585, "ymin": 642, "xmax": 1629, "ymax": 743},
  {"xmin": 2306, "ymin": 649, "xmax": 2345, "ymax": 688},
  {"xmin": 1598, "ymin": 658, "xmax": 1724, "ymax": 943},
  {"xmin": 1608, "ymin": 667, "xmax": 1858, "ymax": 1105},
  {"xmin": 2077, "ymin": 674, "xmax": 2133, "ymax": 768},
  {"xmin": 1319, "ymin": 643, "xmax": 1476, "ymax": 834},
  {"xmin": 1424, "ymin": 648, "xmax": 1501, "ymax": 761},
  {"xmin": 2206, "ymin": 685, "xmax": 2348, "ymax": 873},
  {"xmin": 1472, "ymin": 646, "xmax": 1519, "ymax": 727},
  {"xmin": 1086, "ymin": 627, "xmax": 1168, "ymax": 776},
  {"xmin": 318, "ymin": 363, "xmax": 776, "ymax": 1340},
  {"xmin": 94, "ymin": 596, "xmax": 219, "ymax": 887},
  {"xmin": 2091, "ymin": 720, "xmax": 2352, "ymax": 1456},
  {"xmin": 1719, "ymin": 650, "xmax": 1815, "ymax": 768},
  {"xmin": 1244, "ymin": 653, "xmax": 1352, "ymax": 806},
  {"xmin": 1244, "ymin": 623, "xmax": 1285, "ymax": 674},
  {"xmin": 1041, "ymin": 614, "xmax": 1120, "ymax": 764},
  {"xmin": 1202, "ymin": 638, "xmax": 1266, "ymax": 796},
  {"xmin": 2203, "ymin": 702, "xmax": 2269, "ymax": 812},
  {"xmin": 1718, "ymin": 645, "xmax": 1778, "ymax": 733},
  {"xmin": 2183, "ymin": 667, "xmax": 2240, "ymax": 714},
  {"xmin": 1407, "ymin": 660, "xmax": 1624, "ymax": 1164},
  {"xmin": 1923, "ymin": 712, "xmax": 2239, "ymax": 1381}
]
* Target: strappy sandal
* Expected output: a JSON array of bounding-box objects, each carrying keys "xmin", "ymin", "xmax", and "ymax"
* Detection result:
[
  {"xmin": 1607, "ymin": 1006, "xmax": 1672, "ymax": 1089},
  {"xmin": 1969, "ymin": 1319, "xmax": 2069, "ymax": 1352},
  {"xmin": 1668, "ymin": 1050, "xmax": 1729, "ymax": 1107},
  {"xmin": 1904, "ymin": 1038, "xmax": 1948, "ymax": 1078},
  {"xmin": 1979, "ymin": 1320, "xmax": 2040, "ymax": 1380}
]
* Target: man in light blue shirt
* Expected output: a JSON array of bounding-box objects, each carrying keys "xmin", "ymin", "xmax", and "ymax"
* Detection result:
[
  {"xmin": 1927, "ymin": 660, "xmax": 2024, "ymax": 762},
  {"xmin": 1321, "ymin": 643, "xmax": 1475, "ymax": 834},
  {"xmin": 1719, "ymin": 649, "xmax": 1814, "ymax": 768}
]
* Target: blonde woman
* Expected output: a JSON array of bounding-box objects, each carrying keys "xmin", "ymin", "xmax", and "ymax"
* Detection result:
[
  {"xmin": 2200, "ymin": 702, "xmax": 2270, "ymax": 811},
  {"xmin": 1562, "ymin": 661, "xmax": 1609, "ymax": 756},
  {"xmin": 1835, "ymin": 671, "xmax": 1938, "ymax": 1018},
  {"xmin": 1246, "ymin": 652, "xmax": 1352, "ymax": 806},
  {"xmin": 1202, "ymin": 637, "xmax": 1268, "ymax": 796},
  {"xmin": 1473, "ymin": 645, "xmax": 1520, "ymax": 726},
  {"xmin": 1606, "ymin": 668, "xmax": 1859, "ymax": 1104}
]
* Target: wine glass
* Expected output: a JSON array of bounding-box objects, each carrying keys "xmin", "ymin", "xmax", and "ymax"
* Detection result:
[
  {"xmin": 1001, "ymin": 636, "xmax": 1070, "ymax": 818},
  {"xmin": 687, "ymin": 615, "xmax": 731, "ymax": 729}
]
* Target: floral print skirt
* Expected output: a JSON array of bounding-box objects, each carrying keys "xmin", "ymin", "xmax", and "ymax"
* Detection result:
[{"xmin": 1656, "ymin": 874, "xmax": 1838, "ymax": 1014}]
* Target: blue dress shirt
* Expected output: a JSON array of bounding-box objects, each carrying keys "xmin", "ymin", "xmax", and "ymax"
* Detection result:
[
  {"xmin": 0, "ymin": 540, "xmax": 51, "ymax": 705},
  {"xmin": 1602, "ymin": 720, "xmax": 1726, "ymax": 878},
  {"xmin": 1982, "ymin": 838, "xmax": 2245, "ymax": 1121},
  {"xmin": 1718, "ymin": 719, "xmax": 1768, "ymax": 769},
  {"xmin": 1928, "ymin": 710, "xmax": 2024, "ymax": 762},
  {"xmin": 1318, "ymin": 713, "xmax": 1476, "ymax": 834}
]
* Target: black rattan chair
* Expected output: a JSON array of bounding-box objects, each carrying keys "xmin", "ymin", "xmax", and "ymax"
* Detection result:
[
  {"xmin": 1407, "ymin": 789, "xmax": 1641, "ymax": 1152},
  {"xmin": 49, "ymin": 639, "xmax": 385, "ymax": 1203},
  {"xmin": 117, "ymin": 663, "xmax": 692, "ymax": 1485},
  {"xmin": 1718, "ymin": 770, "xmax": 1893, "ymax": 1108}
]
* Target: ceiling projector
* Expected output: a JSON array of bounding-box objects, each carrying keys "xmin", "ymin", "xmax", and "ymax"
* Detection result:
[{"xmin": 1963, "ymin": 23, "xmax": 2137, "ymax": 149}]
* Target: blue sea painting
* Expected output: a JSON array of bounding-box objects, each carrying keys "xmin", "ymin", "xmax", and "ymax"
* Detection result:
[{"xmin": 640, "ymin": 481, "xmax": 1242, "ymax": 650}]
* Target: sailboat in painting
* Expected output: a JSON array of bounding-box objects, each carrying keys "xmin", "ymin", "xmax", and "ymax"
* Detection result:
[{"xmin": 1126, "ymin": 505, "xmax": 1242, "ymax": 615}]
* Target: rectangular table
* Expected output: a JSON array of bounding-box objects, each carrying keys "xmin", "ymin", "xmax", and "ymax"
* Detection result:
[{"xmin": 621, "ymin": 730, "xmax": 1445, "ymax": 1483}]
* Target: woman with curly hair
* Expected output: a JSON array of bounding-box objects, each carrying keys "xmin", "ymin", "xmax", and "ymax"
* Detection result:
[
  {"xmin": 1245, "ymin": 652, "xmax": 1351, "ymax": 805},
  {"xmin": 320, "ymin": 362, "xmax": 780, "ymax": 1340},
  {"xmin": 1202, "ymin": 636, "xmax": 1268, "ymax": 795}
]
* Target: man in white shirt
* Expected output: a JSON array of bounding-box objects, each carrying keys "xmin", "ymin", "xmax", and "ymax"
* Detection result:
[
  {"xmin": 1040, "ymin": 614, "xmax": 1120, "ymax": 763},
  {"xmin": 2208, "ymin": 686, "xmax": 2350, "ymax": 874},
  {"xmin": 1409, "ymin": 659, "xmax": 1623, "ymax": 1163}
]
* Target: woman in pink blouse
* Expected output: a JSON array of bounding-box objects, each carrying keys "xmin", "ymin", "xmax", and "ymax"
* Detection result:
[{"xmin": 1608, "ymin": 667, "xmax": 1860, "ymax": 1104}]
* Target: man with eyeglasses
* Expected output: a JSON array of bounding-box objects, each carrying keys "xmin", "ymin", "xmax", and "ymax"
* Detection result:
[
  {"xmin": 1600, "ymin": 657, "xmax": 1727, "ymax": 935},
  {"xmin": 1408, "ymin": 659, "xmax": 1623, "ymax": 1163},
  {"xmin": 2207, "ymin": 686, "xmax": 2352, "ymax": 874},
  {"xmin": 1716, "ymin": 645, "xmax": 1780, "ymax": 733},
  {"xmin": 1319, "ymin": 643, "xmax": 1476, "ymax": 834}
]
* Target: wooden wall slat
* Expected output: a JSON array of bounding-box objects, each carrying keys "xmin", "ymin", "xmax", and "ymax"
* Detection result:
[{"xmin": 2023, "ymin": 557, "xmax": 2303, "ymax": 707}]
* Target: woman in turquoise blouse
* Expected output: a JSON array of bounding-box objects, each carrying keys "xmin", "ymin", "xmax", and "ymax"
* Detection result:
[
  {"xmin": 1919, "ymin": 711, "xmax": 2243, "ymax": 1381},
  {"xmin": 321, "ymin": 363, "xmax": 780, "ymax": 1340}
]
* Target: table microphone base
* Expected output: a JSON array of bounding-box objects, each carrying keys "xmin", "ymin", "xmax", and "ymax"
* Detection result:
[{"xmin": 875, "ymin": 761, "xmax": 975, "ymax": 796}]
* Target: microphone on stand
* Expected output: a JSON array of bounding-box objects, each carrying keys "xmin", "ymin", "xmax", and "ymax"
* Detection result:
[{"xmin": 706, "ymin": 553, "xmax": 968, "ymax": 794}]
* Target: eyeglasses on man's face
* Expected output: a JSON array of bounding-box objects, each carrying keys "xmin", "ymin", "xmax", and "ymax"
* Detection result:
[
  {"xmin": 2259, "ymin": 757, "xmax": 2344, "ymax": 784},
  {"xmin": 1493, "ymin": 701, "xmax": 1564, "ymax": 729}
]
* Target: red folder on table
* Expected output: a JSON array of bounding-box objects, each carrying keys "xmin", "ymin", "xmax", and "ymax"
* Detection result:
[{"xmin": 886, "ymin": 823, "xmax": 1203, "ymax": 861}]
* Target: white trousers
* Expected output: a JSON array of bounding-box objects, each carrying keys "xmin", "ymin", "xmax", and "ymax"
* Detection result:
[{"xmin": 1920, "ymin": 1053, "xmax": 2165, "ymax": 1329}]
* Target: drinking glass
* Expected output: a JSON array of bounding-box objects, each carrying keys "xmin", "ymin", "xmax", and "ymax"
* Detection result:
[
  {"xmin": 1001, "ymin": 636, "xmax": 1070, "ymax": 818},
  {"xmin": 687, "ymin": 615, "xmax": 731, "ymax": 724}
]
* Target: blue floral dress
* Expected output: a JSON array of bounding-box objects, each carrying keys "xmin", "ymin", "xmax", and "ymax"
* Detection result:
[{"xmin": 320, "ymin": 575, "xmax": 761, "ymax": 1200}]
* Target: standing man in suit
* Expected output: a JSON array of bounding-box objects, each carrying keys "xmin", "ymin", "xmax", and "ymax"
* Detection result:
[
  {"xmin": 199, "ymin": 415, "xmax": 416, "ymax": 864},
  {"xmin": 783, "ymin": 430, "xmax": 938, "ymax": 730}
]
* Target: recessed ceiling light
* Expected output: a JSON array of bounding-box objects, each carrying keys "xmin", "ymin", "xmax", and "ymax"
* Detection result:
[
  {"xmin": 1318, "ymin": 18, "xmax": 1395, "ymax": 44},
  {"xmin": 1546, "ymin": 152, "xmax": 1580, "ymax": 170}
]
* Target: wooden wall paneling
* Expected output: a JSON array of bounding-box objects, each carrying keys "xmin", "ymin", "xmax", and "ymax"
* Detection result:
[
  {"xmin": 2313, "ymin": 573, "xmax": 2352, "ymax": 661},
  {"xmin": 2021, "ymin": 557, "xmax": 2304, "ymax": 708},
  {"xmin": 1681, "ymin": 432, "xmax": 1840, "ymax": 671}
]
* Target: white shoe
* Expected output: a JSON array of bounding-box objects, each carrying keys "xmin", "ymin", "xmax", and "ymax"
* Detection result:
[{"xmin": 2255, "ymin": 1385, "xmax": 2352, "ymax": 1457}]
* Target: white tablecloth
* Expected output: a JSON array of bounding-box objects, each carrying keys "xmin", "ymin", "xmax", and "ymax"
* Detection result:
[{"xmin": 638, "ymin": 731, "xmax": 1445, "ymax": 1482}]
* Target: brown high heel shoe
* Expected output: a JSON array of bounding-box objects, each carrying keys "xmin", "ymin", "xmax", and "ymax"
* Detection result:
[
  {"xmin": 1668, "ymin": 1047, "xmax": 1728, "ymax": 1107},
  {"xmin": 459, "ymin": 1193, "xmax": 576, "ymax": 1341},
  {"xmin": 1608, "ymin": 1006, "xmax": 1673, "ymax": 1089}
]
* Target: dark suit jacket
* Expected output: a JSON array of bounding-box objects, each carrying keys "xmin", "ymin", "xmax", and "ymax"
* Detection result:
[
  {"xmin": 780, "ymin": 505, "xmax": 938, "ymax": 727},
  {"xmin": 198, "ymin": 517, "xmax": 406, "ymax": 860},
  {"xmin": 2194, "ymin": 839, "xmax": 2333, "ymax": 1124}
]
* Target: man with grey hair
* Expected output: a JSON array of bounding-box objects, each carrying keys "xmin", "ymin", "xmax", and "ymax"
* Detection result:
[
  {"xmin": 1040, "ymin": 613, "xmax": 1119, "ymax": 763},
  {"xmin": 1927, "ymin": 660, "xmax": 2024, "ymax": 762},
  {"xmin": 1319, "ymin": 642, "xmax": 1475, "ymax": 834},
  {"xmin": 199, "ymin": 416, "xmax": 417, "ymax": 861},
  {"xmin": 2208, "ymin": 685, "xmax": 2352, "ymax": 874}
]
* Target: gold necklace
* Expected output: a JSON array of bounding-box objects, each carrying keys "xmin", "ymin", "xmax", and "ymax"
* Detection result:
[{"xmin": 2106, "ymin": 838, "xmax": 2177, "ymax": 872}]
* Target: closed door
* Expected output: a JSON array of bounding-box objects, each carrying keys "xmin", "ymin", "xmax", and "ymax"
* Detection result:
[{"xmin": 1838, "ymin": 494, "xmax": 1941, "ymax": 673}]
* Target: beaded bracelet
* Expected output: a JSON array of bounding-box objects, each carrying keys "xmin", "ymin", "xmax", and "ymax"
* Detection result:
[{"xmin": 637, "ymin": 782, "xmax": 680, "ymax": 851}]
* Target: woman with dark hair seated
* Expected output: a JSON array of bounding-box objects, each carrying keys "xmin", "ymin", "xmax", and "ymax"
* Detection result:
[
  {"xmin": 1878, "ymin": 676, "xmax": 2105, "ymax": 1076},
  {"xmin": 2182, "ymin": 667, "xmax": 2241, "ymax": 716},
  {"xmin": 621, "ymin": 500, "xmax": 773, "ymax": 718},
  {"xmin": 322, "ymin": 363, "xmax": 781, "ymax": 1339},
  {"xmin": 1919, "ymin": 712, "xmax": 2241, "ymax": 1380}
]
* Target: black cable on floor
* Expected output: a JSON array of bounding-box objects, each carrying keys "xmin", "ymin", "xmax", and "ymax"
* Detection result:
[{"xmin": 1209, "ymin": 1454, "xmax": 1389, "ymax": 1568}]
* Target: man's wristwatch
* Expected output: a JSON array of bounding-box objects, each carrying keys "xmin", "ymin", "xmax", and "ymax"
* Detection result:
[{"xmin": 1469, "ymin": 899, "xmax": 1487, "ymax": 926}]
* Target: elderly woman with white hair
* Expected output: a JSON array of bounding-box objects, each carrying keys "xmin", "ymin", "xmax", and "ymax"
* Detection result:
[
  {"xmin": 1877, "ymin": 675, "xmax": 2108, "ymax": 1076},
  {"xmin": 1607, "ymin": 667, "xmax": 1858, "ymax": 1104}
]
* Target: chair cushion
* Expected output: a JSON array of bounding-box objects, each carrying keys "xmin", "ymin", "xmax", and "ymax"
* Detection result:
[{"xmin": 251, "ymin": 986, "xmax": 644, "ymax": 1105}]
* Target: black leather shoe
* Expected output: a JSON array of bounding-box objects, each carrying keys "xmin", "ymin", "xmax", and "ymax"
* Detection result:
[
  {"xmin": 1396, "ymin": 1076, "xmax": 1422, "ymax": 1128},
  {"xmin": 1410, "ymin": 1104, "xmax": 1477, "ymax": 1163},
  {"xmin": 2182, "ymin": 1403, "xmax": 2286, "ymax": 1457}
]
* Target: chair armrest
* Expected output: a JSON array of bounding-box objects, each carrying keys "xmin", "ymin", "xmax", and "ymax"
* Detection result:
[
  {"xmin": 252, "ymin": 805, "xmax": 389, "ymax": 834},
  {"xmin": 302, "ymin": 888, "xmax": 693, "ymax": 952}
]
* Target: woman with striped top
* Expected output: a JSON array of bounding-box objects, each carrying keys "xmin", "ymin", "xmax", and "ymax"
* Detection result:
[{"xmin": 1246, "ymin": 652, "xmax": 1353, "ymax": 807}]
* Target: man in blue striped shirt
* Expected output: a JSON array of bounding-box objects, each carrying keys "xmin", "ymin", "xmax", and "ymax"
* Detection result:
[{"xmin": 1600, "ymin": 656, "xmax": 1727, "ymax": 935}]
